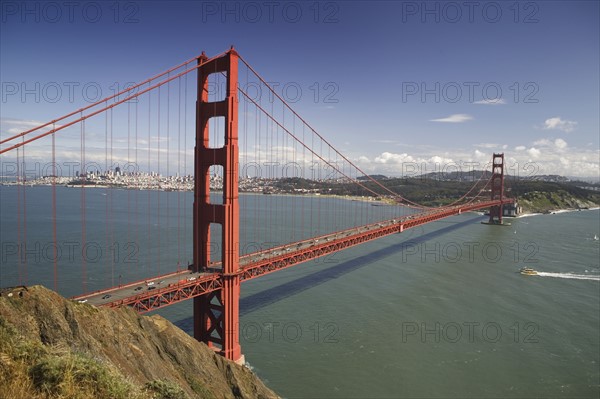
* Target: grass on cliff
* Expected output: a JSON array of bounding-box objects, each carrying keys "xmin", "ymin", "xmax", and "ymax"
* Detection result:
[{"xmin": 0, "ymin": 316, "xmax": 190, "ymax": 399}]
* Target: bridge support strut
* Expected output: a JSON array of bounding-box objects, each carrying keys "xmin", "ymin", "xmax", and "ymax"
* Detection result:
[{"xmin": 193, "ymin": 48, "xmax": 242, "ymax": 363}]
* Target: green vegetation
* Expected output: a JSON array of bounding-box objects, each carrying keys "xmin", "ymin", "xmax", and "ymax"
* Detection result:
[
  {"xmin": 509, "ymin": 181, "xmax": 600, "ymax": 213},
  {"xmin": 273, "ymin": 176, "xmax": 477, "ymax": 205},
  {"xmin": 30, "ymin": 354, "xmax": 135, "ymax": 398},
  {"xmin": 0, "ymin": 286, "xmax": 278, "ymax": 399},
  {"xmin": 145, "ymin": 380, "xmax": 189, "ymax": 399},
  {"xmin": 186, "ymin": 375, "xmax": 215, "ymax": 399},
  {"xmin": 0, "ymin": 316, "xmax": 146, "ymax": 399},
  {"xmin": 273, "ymin": 176, "xmax": 600, "ymax": 212}
]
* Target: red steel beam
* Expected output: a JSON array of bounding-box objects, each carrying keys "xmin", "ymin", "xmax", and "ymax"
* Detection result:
[
  {"xmin": 74, "ymin": 268, "xmax": 195, "ymax": 300},
  {"xmin": 104, "ymin": 274, "xmax": 222, "ymax": 313}
]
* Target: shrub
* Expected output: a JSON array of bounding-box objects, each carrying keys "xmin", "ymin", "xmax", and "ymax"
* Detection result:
[{"xmin": 145, "ymin": 379, "xmax": 189, "ymax": 399}]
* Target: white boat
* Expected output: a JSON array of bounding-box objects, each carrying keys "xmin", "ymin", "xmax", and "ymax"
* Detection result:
[{"xmin": 520, "ymin": 267, "xmax": 538, "ymax": 276}]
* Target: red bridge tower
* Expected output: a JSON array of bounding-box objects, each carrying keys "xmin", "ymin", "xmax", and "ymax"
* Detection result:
[
  {"xmin": 193, "ymin": 48, "xmax": 242, "ymax": 362},
  {"xmin": 488, "ymin": 153, "xmax": 505, "ymax": 224}
]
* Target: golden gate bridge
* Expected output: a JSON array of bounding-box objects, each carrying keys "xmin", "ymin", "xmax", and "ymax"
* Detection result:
[{"xmin": 0, "ymin": 48, "xmax": 513, "ymax": 363}]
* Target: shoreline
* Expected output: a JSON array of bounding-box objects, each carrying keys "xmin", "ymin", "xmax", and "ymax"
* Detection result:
[
  {"xmin": 2, "ymin": 183, "xmax": 394, "ymax": 205},
  {"xmin": 246, "ymin": 192, "xmax": 394, "ymax": 205},
  {"xmin": 4, "ymin": 184, "xmax": 599, "ymax": 213},
  {"xmin": 515, "ymin": 207, "xmax": 600, "ymax": 218}
]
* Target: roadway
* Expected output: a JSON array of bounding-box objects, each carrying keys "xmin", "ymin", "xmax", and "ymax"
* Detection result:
[
  {"xmin": 77, "ymin": 214, "xmax": 403, "ymax": 307},
  {"xmin": 74, "ymin": 200, "xmax": 510, "ymax": 311}
]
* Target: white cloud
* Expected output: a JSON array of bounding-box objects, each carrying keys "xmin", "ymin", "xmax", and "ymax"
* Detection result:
[
  {"xmin": 527, "ymin": 147, "xmax": 541, "ymax": 158},
  {"xmin": 554, "ymin": 138, "xmax": 567, "ymax": 149},
  {"xmin": 352, "ymin": 145, "xmax": 599, "ymax": 179},
  {"xmin": 2, "ymin": 118, "xmax": 46, "ymax": 128},
  {"xmin": 533, "ymin": 138, "xmax": 552, "ymax": 146},
  {"xmin": 1, "ymin": 118, "xmax": 63, "ymax": 137},
  {"xmin": 474, "ymin": 149, "xmax": 486, "ymax": 158},
  {"xmin": 430, "ymin": 114, "xmax": 473, "ymax": 123},
  {"xmin": 428, "ymin": 155, "xmax": 454, "ymax": 165},
  {"xmin": 474, "ymin": 98, "xmax": 506, "ymax": 105},
  {"xmin": 360, "ymin": 152, "xmax": 461, "ymax": 175},
  {"xmin": 533, "ymin": 138, "xmax": 568, "ymax": 150},
  {"xmin": 374, "ymin": 152, "xmax": 415, "ymax": 164},
  {"xmin": 543, "ymin": 117, "xmax": 577, "ymax": 133}
]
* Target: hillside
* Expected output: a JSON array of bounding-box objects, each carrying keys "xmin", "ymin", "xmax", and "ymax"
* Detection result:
[
  {"xmin": 0, "ymin": 285, "xmax": 278, "ymax": 399},
  {"xmin": 270, "ymin": 176, "xmax": 600, "ymax": 211}
]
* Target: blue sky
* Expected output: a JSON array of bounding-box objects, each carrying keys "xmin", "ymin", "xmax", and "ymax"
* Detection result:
[{"xmin": 1, "ymin": 1, "xmax": 599, "ymax": 179}]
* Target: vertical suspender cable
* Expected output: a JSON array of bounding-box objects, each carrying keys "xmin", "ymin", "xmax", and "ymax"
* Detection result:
[
  {"xmin": 177, "ymin": 75, "xmax": 182, "ymax": 270},
  {"xmin": 254, "ymin": 99, "xmax": 259, "ymax": 249},
  {"xmin": 16, "ymin": 147, "xmax": 22, "ymax": 285},
  {"xmin": 110, "ymin": 108, "xmax": 114, "ymax": 287},
  {"xmin": 166, "ymin": 74, "xmax": 170, "ymax": 270},
  {"xmin": 127, "ymin": 102, "xmax": 131, "ymax": 281},
  {"xmin": 147, "ymin": 84, "xmax": 151, "ymax": 275},
  {"xmin": 242, "ymin": 65, "xmax": 248, "ymax": 255},
  {"xmin": 22, "ymin": 137, "xmax": 27, "ymax": 284},
  {"xmin": 157, "ymin": 85, "xmax": 161, "ymax": 275},
  {"xmin": 184, "ymin": 71, "xmax": 188, "ymax": 266},
  {"xmin": 301, "ymin": 124, "xmax": 305, "ymax": 239},
  {"xmin": 104, "ymin": 102, "xmax": 110, "ymax": 287},
  {"xmin": 135, "ymin": 92, "xmax": 139, "ymax": 279},
  {"xmin": 80, "ymin": 114, "xmax": 86, "ymax": 293},
  {"xmin": 52, "ymin": 124, "xmax": 58, "ymax": 291}
]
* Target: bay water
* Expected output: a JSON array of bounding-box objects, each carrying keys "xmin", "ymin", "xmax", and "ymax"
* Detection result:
[{"xmin": 1, "ymin": 186, "xmax": 598, "ymax": 398}]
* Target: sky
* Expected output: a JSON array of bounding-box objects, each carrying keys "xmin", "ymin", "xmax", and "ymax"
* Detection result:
[{"xmin": 1, "ymin": 0, "xmax": 599, "ymax": 180}]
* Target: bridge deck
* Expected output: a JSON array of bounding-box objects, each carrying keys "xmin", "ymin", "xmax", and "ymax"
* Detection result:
[{"xmin": 74, "ymin": 200, "xmax": 511, "ymax": 312}]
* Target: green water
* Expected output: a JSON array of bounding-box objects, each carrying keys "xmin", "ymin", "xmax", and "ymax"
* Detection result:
[
  {"xmin": 1, "ymin": 186, "xmax": 598, "ymax": 398},
  {"xmin": 229, "ymin": 211, "xmax": 599, "ymax": 398}
]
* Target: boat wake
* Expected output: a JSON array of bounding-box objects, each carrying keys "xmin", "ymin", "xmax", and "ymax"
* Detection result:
[{"xmin": 536, "ymin": 272, "xmax": 600, "ymax": 281}]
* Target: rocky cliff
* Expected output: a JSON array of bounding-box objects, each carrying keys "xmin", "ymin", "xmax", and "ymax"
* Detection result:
[
  {"xmin": 518, "ymin": 189, "xmax": 598, "ymax": 214},
  {"xmin": 0, "ymin": 285, "xmax": 278, "ymax": 399}
]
